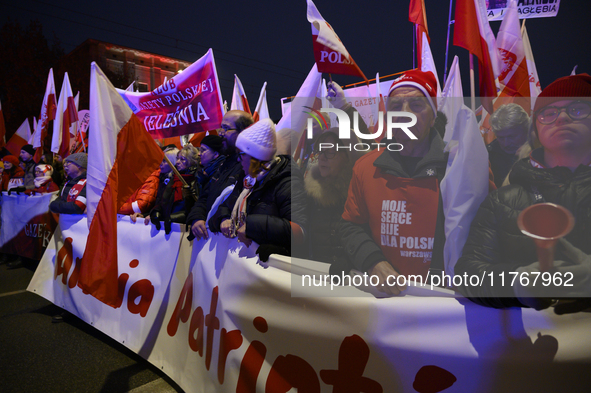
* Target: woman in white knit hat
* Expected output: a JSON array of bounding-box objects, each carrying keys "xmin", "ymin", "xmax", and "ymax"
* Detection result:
[{"xmin": 210, "ymin": 119, "xmax": 307, "ymax": 260}]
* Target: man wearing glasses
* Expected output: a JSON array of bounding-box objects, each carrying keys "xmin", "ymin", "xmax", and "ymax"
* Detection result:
[
  {"xmin": 187, "ymin": 110, "xmax": 254, "ymax": 240},
  {"xmin": 339, "ymin": 70, "xmax": 449, "ymax": 295},
  {"xmin": 49, "ymin": 153, "xmax": 88, "ymax": 215}
]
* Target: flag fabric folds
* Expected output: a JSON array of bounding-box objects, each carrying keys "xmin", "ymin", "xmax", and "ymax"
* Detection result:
[
  {"xmin": 440, "ymin": 56, "xmax": 465, "ymax": 144},
  {"xmin": 409, "ymin": 0, "xmax": 430, "ymax": 69},
  {"xmin": 34, "ymin": 69, "xmax": 57, "ymax": 162},
  {"xmin": 307, "ymin": 0, "xmax": 367, "ymax": 82},
  {"xmin": 440, "ymin": 105, "xmax": 489, "ymax": 276},
  {"xmin": 420, "ymin": 32, "xmax": 442, "ymax": 99},
  {"xmin": 80, "ymin": 62, "xmax": 164, "ymax": 308},
  {"xmin": 454, "ymin": 0, "xmax": 500, "ymax": 113},
  {"xmin": 51, "ymin": 72, "xmax": 78, "ymax": 158},
  {"xmin": 253, "ymin": 82, "xmax": 270, "ymax": 122},
  {"xmin": 521, "ymin": 22, "xmax": 541, "ymax": 102},
  {"xmin": 5, "ymin": 118, "xmax": 32, "ymax": 156},
  {"xmin": 230, "ymin": 74, "xmax": 251, "ymax": 114}
]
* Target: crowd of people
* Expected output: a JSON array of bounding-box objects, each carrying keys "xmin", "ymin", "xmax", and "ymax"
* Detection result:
[{"xmin": 1, "ymin": 70, "xmax": 590, "ymax": 314}]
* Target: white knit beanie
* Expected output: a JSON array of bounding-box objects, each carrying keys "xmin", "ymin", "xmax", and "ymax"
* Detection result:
[{"xmin": 236, "ymin": 118, "xmax": 277, "ymax": 161}]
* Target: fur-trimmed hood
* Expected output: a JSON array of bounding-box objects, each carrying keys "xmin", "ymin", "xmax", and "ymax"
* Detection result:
[{"xmin": 304, "ymin": 162, "xmax": 352, "ymax": 207}]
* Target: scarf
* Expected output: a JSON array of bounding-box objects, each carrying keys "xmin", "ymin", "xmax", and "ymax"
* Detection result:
[
  {"xmin": 229, "ymin": 157, "xmax": 279, "ymax": 237},
  {"xmin": 34, "ymin": 175, "xmax": 52, "ymax": 188}
]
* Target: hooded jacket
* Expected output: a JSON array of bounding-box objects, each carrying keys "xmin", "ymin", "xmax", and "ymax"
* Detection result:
[{"xmin": 455, "ymin": 148, "xmax": 591, "ymax": 308}]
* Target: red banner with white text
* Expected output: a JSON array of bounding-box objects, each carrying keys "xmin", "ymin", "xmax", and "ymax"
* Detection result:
[{"xmin": 118, "ymin": 49, "xmax": 224, "ymax": 139}]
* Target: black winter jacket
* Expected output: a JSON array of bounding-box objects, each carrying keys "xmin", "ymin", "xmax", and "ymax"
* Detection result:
[
  {"xmin": 209, "ymin": 155, "xmax": 307, "ymax": 250},
  {"xmin": 455, "ymin": 149, "xmax": 591, "ymax": 308}
]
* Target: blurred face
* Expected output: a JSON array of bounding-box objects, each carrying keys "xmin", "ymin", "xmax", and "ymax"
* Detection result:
[
  {"xmin": 160, "ymin": 158, "xmax": 172, "ymax": 174},
  {"xmin": 317, "ymin": 136, "xmax": 348, "ymax": 178},
  {"xmin": 536, "ymin": 99, "xmax": 591, "ymax": 154},
  {"xmin": 387, "ymin": 87, "xmax": 435, "ymax": 151},
  {"xmin": 20, "ymin": 150, "xmax": 33, "ymax": 162},
  {"xmin": 63, "ymin": 160, "xmax": 83, "ymax": 179},
  {"xmin": 219, "ymin": 112, "xmax": 241, "ymax": 152},
  {"xmin": 176, "ymin": 153, "xmax": 190, "ymax": 172},
  {"xmin": 495, "ymin": 126, "xmax": 527, "ymax": 154},
  {"xmin": 34, "ymin": 167, "xmax": 45, "ymax": 177},
  {"xmin": 3, "ymin": 161, "xmax": 12, "ymax": 170},
  {"xmin": 238, "ymin": 151, "xmax": 253, "ymax": 176},
  {"xmin": 200, "ymin": 144, "xmax": 219, "ymax": 166}
]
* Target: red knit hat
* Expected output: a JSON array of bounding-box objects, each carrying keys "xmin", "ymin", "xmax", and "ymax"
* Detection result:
[
  {"xmin": 2, "ymin": 155, "xmax": 19, "ymax": 167},
  {"xmin": 388, "ymin": 69, "xmax": 438, "ymax": 116},
  {"xmin": 534, "ymin": 73, "xmax": 591, "ymax": 113}
]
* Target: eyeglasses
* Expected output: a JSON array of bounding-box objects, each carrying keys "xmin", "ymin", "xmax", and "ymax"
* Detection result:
[
  {"xmin": 316, "ymin": 149, "xmax": 337, "ymax": 159},
  {"xmin": 219, "ymin": 125, "xmax": 237, "ymax": 135},
  {"xmin": 387, "ymin": 97, "xmax": 429, "ymax": 113},
  {"xmin": 536, "ymin": 101, "xmax": 591, "ymax": 125}
]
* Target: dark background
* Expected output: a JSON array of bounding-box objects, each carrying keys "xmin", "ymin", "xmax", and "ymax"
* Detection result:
[{"xmin": 1, "ymin": 0, "xmax": 590, "ymax": 132}]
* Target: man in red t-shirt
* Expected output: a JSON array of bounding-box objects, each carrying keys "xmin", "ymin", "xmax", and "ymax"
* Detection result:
[{"xmin": 340, "ymin": 69, "xmax": 448, "ymax": 295}]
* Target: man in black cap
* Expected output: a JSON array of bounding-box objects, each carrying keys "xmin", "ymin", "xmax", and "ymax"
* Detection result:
[
  {"xmin": 49, "ymin": 153, "xmax": 88, "ymax": 214},
  {"xmin": 19, "ymin": 144, "xmax": 36, "ymax": 190}
]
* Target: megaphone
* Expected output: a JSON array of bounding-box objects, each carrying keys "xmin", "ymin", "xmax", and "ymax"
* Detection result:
[{"xmin": 517, "ymin": 203, "xmax": 575, "ymax": 272}]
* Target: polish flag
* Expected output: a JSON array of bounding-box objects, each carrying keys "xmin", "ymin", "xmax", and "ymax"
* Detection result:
[
  {"xmin": 230, "ymin": 74, "xmax": 251, "ymax": 114},
  {"xmin": 29, "ymin": 117, "xmax": 37, "ymax": 144},
  {"xmin": 440, "ymin": 56, "xmax": 465, "ymax": 144},
  {"xmin": 521, "ymin": 22, "xmax": 541, "ymax": 102},
  {"xmin": 409, "ymin": 0, "xmax": 429, "ymax": 69},
  {"xmin": 0, "ymin": 99, "xmax": 6, "ymax": 149},
  {"xmin": 34, "ymin": 69, "xmax": 57, "ymax": 163},
  {"xmin": 5, "ymin": 118, "xmax": 32, "ymax": 156},
  {"xmin": 496, "ymin": 0, "xmax": 530, "ymax": 99},
  {"xmin": 307, "ymin": 0, "xmax": 367, "ymax": 82},
  {"xmin": 252, "ymin": 82, "xmax": 270, "ymax": 122},
  {"xmin": 420, "ymin": 31, "xmax": 442, "ymax": 98},
  {"xmin": 51, "ymin": 72, "xmax": 78, "ymax": 158},
  {"xmin": 79, "ymin": 62, "xmax": 164, "ymax": 308},
  {"xmin": 454, "ymin": 0, "xmax": 501, "ymax": 114}
]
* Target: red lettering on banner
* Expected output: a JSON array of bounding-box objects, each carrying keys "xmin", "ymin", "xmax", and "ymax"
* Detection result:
[
  {"xmin": 167, "ymin": 273, "xmax": 193, "ymax": 336},
  {"xmin": 205, "ymin": 286, "xmax": 220, "ymax": 370},
  {"xmin": 218, "ymin": 328, "xmax": 244, "ymax": 384},
  {"xmin": 266, "ymin": 355, "xmax": 321, "ymax": 393},
  {"xmin": 319, "ymin": 335, "xmax": 383, "ymax": 393},
  {"xmin": 127, "ymin": 279, "xmax": 154, "ymax": 317},
  {"xmin": 237, "ymin": 318, "xmax": 268, "ymax": 393},
  {"xmin": 189, "ymin": 306, "xmax": 205, "ymax": 356},
  {"xmin": 54, "ymin": 237, "xmax": 80, "ymax": 289}
]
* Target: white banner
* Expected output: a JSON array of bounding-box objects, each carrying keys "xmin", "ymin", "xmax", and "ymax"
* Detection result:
[
  {"xmin": 487, "ymin": 0, "xmax": 561, "ymax": 21},
  {"xmin": 29, "ymin": 215, "xmax": 591, "ymax": 392}
]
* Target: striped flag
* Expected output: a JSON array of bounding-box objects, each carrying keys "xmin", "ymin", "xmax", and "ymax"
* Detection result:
[
  {"xmin": 34, "ymin": 69, "xmax": 57, "ymax": 163},
  {"xmin": 252, "ymin": 82, "xmax": 270, "ymax": 122},
  {"xmin": 454, "ymin": 0, "xmax": 501, "ymax": 113},
  {"xmin": 409, "ymin": 0, "xmax": 429, "ymax": 69},
  {"xmin": 79, "ymin": 62, "xmax": 164, "ymax": 307},
  {"xmin": 5, "ymin": 118, "xmax": 32, "ymax": 156},
  {"xmin": 230, "ymin": 74, "xmax": 251, "ymax": 114},
  {"xmin": 51, "ymin": 72, "xmax": 78, "ymax": 158}
]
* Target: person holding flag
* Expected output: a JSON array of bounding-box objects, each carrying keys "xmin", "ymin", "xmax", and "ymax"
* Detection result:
[{"xmin": 49, "ymin": 153, "xmax": 88, "ymax": 215}]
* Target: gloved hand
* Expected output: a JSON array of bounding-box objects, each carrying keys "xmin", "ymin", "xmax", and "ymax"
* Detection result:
[
  {"xmin": 514, "ymin": 239, "xmax": 591, "ymax": 311},
  {"xmin": 8, "ymin": 186, "xmax": 26, "ymax": 195},
  {"xmin": 256, "ymin": 244, "xmax": 289, "ymax": 262},
  {"xmin": 150, "ymin": 211, "xmax": 162, "ymax": 231},
  {"xmin": 326, "ymin": 81, "xmax": 348, "ymax": 110},
  {"xmin": 164, "ymin": 215, "xmax": 172, "ymax": 235}
]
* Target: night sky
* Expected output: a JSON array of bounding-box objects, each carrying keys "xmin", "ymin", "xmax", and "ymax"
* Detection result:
[{"xmin": 3, "ymin": 0, "xmax": 591, "ymax": 120}]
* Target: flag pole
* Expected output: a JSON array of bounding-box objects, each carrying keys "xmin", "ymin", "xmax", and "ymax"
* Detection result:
[
  {"xmin": 163, "ymin": 155, "xmax": 198, "ymax": 201},
  {"xmin": 469, "ymin": 53, "xmax": 476, "ymax": 113},
  {"xmin": 443, "ymin": 0, "xmax": 454, "ymax": 85}
]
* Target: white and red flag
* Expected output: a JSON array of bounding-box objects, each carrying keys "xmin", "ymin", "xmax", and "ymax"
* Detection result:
[
  {"xmin": 5, "ymin": 118, "xmax": 32, "ymax": 156},
  {"xmin": 496, "ymin": 0, "xmax": 530, "ymax": 99},
  {"xmin": 307, "ymin": 0, "xmax": 367, "ymax": 82},
  {"xmin": 34, "ymin": 68, "xmax": 57, "ymax": 162},
  {"xmin": 252, "ymin": 82, "xmax": 270, "ymax": 122},
  {"xmin": 440, "ymin": 56, "xmax": 465, "ymax": 144},
  {"xmin": 454, "ymin": 0, "xmax": 501, "ymax": 114},
  {"xmin": 29, "ymin": 117, "xmax": 37, "ymax": 144},
  {"xmin": 521, "ymin": 22, "xmax": 541, "ymax": 101},
  {"xmin": 80, "ymin": 62, "xmax": 164, "ymax": 308},
  {"xmin": 409, "ymin": 0, "xmax": 430, "ymax": 69},
  {"xmin": 51, "ymin": 72, "xmax": 78, "ymax": 158},
  {"xmin": 0, "ymin": 99, "xmax": 6, "ymax": 149},
  {"xmin": 420, "ymin": 32, "xmax": 442, "ymax": 99},
  {"xmin": 230, "ymin": 74, "xmax": 251, "ymax": 114}
]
